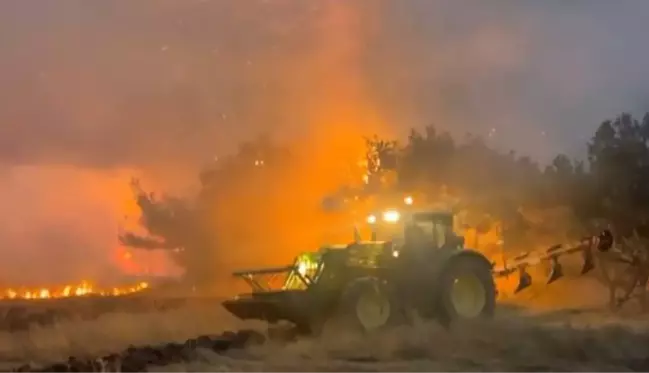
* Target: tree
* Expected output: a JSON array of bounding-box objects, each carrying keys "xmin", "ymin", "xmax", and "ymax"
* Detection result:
[{"xmin": 120, "ymin": 135, "xmax": 294, "ymax": 287}]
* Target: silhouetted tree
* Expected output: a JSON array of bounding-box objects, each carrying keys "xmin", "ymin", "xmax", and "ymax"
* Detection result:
[{"xmin": 120, "ymin": 134, "xmax": 292, "ymax": 287}]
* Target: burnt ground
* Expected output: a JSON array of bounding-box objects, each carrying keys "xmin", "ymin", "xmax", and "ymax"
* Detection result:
[{"xmin": 3, "ymin": 277, "xmax": 649, "ymax": 371}]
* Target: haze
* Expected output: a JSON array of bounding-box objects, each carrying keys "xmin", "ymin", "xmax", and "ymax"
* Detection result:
[{"xmin": 0, "ymin": 0, "xmax": 648, "ymax": 284}]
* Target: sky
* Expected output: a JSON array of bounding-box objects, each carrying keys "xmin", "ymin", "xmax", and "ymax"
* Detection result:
[{"xmin": 0, "ymin": 0, "xmax": 648, "ymax": 284}]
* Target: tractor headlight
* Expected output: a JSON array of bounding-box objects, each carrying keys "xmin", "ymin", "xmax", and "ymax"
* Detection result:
[
  {"xmin": 366, "ymin": 214, "xmax": 377, "ymax": 224},
  {"xmin": 392, "ymin": 250, "xmax": 400, "ymax": 258},
  {"xmin": 404, "ymin": 195, "xmax": 413, "ymax": 205},
  {"xmin": 382, "ymin": 209, "xmax": 400, "ymax": 223},
  {"xmin": 297, "ymin": 262, "xmax": 308, "ymax": 276}
]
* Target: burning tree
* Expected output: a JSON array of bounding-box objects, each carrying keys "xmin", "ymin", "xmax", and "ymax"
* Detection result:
[
  {"xmin": 119, "ymin": 135, "xmax": 292, "ymax": 287},
  {"xmin": 119, "ymin": 178, "xmax": 215, "ymax": 284}
]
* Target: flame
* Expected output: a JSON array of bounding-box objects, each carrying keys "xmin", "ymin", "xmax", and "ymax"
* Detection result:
[{"xmin": 0, "ymin": 280, "xmax": 149, "ymax": 300}]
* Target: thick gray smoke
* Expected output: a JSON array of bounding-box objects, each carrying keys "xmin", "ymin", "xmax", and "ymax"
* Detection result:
[
  {"xmin": 0, "ymin": 0, "xmax": 648, "ymax": 284},
  {"xmin": 2, "ymin": 0, "xmax": 649, "ymax": 165}
]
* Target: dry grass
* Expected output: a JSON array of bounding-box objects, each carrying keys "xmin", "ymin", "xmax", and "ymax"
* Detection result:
[
  {"xmin": 161, "ymin": 309, "xmax": 649, "ymax": 372},
  {"xmin": 2, "ymin": 278, "xmax": 649, "ymax": 371},
  {"xmin": 0, "ymin": 303, "xmax": 247, "ymax": 369}
]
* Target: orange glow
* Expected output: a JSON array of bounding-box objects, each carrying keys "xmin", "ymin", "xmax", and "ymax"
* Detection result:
[
  {"xmin": 0, "ymin": 2, "xmax": 392, "ymax": 291},
  {"xmin": 201, "ymin": 2, "xmax": 398, "ymax": 275},
  {"xmin": 0, "ymin": 280, "xmax": 149, "ymax": 300},
  {"xmin": 0, "ymin": 165, "xmax": 182, "ymax": 286}
]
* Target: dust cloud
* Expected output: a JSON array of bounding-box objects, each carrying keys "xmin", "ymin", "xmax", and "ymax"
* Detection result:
[{"xmin": 1, "ymin": 0, "xmax": 649, "ymax": 285}]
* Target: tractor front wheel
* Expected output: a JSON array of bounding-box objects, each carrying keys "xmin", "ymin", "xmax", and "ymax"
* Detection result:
[
  {"xmin": 333, "ymin": 277, "xmax": 402, "ymax": 333},
  {"xmin": 435, "ymin": 255, "xmax": 496, "ymax": 326}
]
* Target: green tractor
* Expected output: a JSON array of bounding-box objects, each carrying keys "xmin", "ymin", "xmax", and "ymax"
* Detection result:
[{"xmin": 222, "ymin": 208, "xmax": 614, "ymax": 334}]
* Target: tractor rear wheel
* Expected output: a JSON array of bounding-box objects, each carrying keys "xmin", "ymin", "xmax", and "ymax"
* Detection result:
[{"xmin": 435, "ymin": 255, "xmax": 496, "ymax": 326}]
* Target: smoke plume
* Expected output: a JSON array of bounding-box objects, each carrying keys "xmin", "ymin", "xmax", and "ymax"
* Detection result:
[{"xmin": 1, "ymin": 0, "xmax": 649, "ymax": 284}]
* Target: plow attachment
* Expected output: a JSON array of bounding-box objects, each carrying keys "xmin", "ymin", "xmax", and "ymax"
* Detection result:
[{"xmin": 493, "ymin": 230, "xmax": 613, "ymax": 293}]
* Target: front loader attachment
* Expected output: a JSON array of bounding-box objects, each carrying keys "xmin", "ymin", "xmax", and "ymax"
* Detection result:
[{"xmin": 493, "ymin": 229, "xmax": 614, "ymax": 294}]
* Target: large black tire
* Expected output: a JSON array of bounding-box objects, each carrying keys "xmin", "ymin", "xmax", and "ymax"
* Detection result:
[
  {"xmin": 434, "ymin": 254, "xmax": 496, "ymax": 327},
  {"xmin": 329, "ymin": 277, "xmax": 404, "ymax": 333}
]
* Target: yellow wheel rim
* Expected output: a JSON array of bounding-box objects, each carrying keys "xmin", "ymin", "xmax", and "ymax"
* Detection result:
[
  {"xmin": 450, "ymin": 273, "xmax": 486, "ymax": 318},
  {"xmin": 355, "ymin": 291, "xmax": 391, "ymax": 331}
]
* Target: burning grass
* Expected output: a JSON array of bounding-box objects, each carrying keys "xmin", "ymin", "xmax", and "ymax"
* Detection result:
[{"xmin": 0, "ymin": 281, "xmax": 149, "ymax": 300}]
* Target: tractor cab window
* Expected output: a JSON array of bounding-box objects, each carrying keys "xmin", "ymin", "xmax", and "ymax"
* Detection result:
[
  {"xmin": 408, "ymin": 213, "xmax": 454, "ymax": 249},
  {"xmin": 406, "ymin": 220, "xmax": 434, "ymax": 245}
]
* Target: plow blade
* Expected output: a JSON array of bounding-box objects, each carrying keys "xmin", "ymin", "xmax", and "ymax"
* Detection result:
[
  {"xmin": 494, "ymin": 229, "xmax": 614, "ymax": 293},
  {"xmin": 546, "ymin": 256, "xmax": 563, "ymax": 284},
  {"xmin": 514, "ymin": 267, "xmax": 532, "ymax": 293},
  {"xmin": 581, "ymin": 248, "xmax": 595, "ymax": 275}
]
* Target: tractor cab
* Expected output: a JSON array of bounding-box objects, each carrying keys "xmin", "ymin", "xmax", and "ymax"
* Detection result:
[
  {"xmin": 365, "ymin": 209, "xmax": 465, "ymax": 255},
  {"xmin": 405, "ymin": 211, "xmax": 465, "ymax": 250}
]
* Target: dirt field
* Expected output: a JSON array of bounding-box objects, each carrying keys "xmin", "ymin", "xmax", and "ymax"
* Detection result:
[{"xmin": 3, "ymin": 277, "xmax": 649, "ymax": 371}]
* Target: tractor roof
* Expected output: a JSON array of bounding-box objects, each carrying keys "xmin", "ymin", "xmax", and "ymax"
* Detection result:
[
  {"xmin": 320, "ymin": 244, "xmax": 348, "ymax": 250},
  {"xmin": 321, "ymin": 241, "xmax": 388, "ymax": 251},
  {"xmin": 410, "ymin": 210, "xmax": 454, "ymax": 220},
  {"xmin": 388, "ymin": 209, "xmax": 454, "ymax": 225}
]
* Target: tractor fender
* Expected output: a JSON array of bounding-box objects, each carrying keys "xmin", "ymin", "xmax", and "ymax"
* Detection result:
[{"xmin": 447, "ymin": 249, "xmax": 494, "ymax": 272}]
